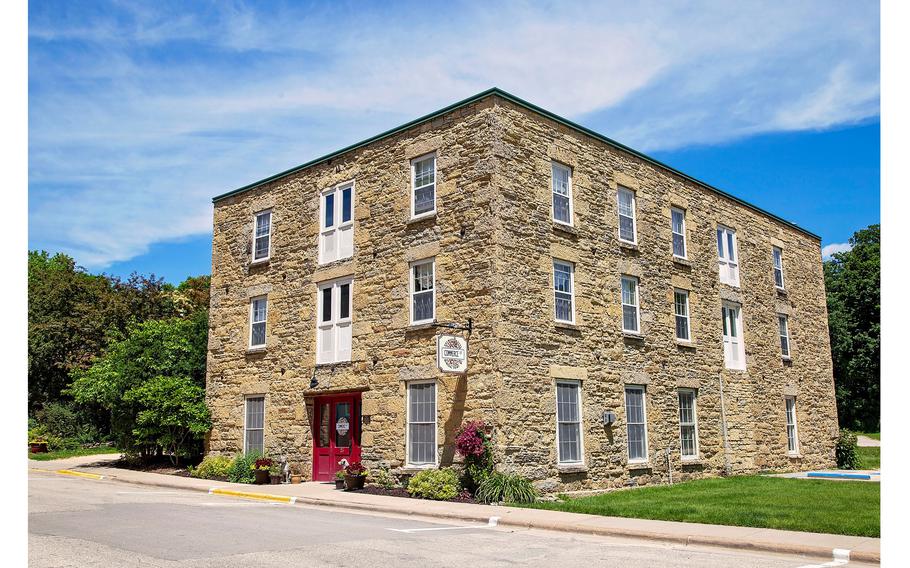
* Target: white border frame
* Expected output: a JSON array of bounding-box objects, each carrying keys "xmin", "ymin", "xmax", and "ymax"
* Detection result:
[
  {"xmin": 242, "ymin": 394, "xmax": 266, "ymax": 454},
  {"xmin": 555, "ymin": 379, "xmax": 584, "ymax": 465},
  {"xmin": 409, "ymin": 258, "xmax": 436, "ymax": 325},
  {"xmin": 410, "ymin": 152, "xmax": 437, "ymax": 220},
  {"xmin": 553, "ymin": 259, "xmax": 576, "ymax": 324},
  {"xmin": 778, "ymin": 313, "xmax": 791, "ymax": 359},
  {"xmin": 551, "ymin": 161, "xmax": 574, "ymax": 227},
  {"xmin": 620, "ymin": 275, "xmax": 641, "ymax": 333},
  {"xmin": 318, "ymin": 180, "xmax": 356, "ymax": 265},
  {"xmin": 674, "ymin": 288, "xmax": 691, "ymax": 341},
  {"xmin": 678, "ymin": 388, "xmax": 700, "ymax": 461},
  {"xmin": 772, "ymin": 246, "xmax": 786, "ymax": 290},
  {"xmin": 671, "ymin": 207, "xmax": 687, "ymax": 259},
  {"xmin": 405, "ymin": 379, "xmax": 438, "ymax": 468},
  {"xmin": 251, "ymin": 209, "xmax": 272, "ymax": 263},
  {"xmin": 617, "ymin": 186, "xmax": 638, "ymax": 244},
  {"xmin": 624, "ymin": 384, "xmax": 649, "ymax": 464},
  {"xmin": 248, "ymin": 295, "xmax": 268, "ymax": 349},
  {"xmin": 785, "ymin": 395, "xmax": 800, "ymax": 455}
]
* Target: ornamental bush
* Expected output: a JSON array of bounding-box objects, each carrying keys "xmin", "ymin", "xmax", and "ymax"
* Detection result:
[
  {"xmin": 475, "ymin": 471, "xmax": 538, "ymax": 504},
  {"xmin": 189, "ymin": 455, "xmax": 233, "ymax": 480},
  {"xmin": 835, "ymin": 428, "xmax": 860, "ymax": 469},
  {"xmin": 455, "ymin": 420, "xmax": 494, "ymax": 493},
  {"xmin": 406, "ymin": 468, "xmax": 460, "ymax": 500},
  {"xmin": 228, "ymin": 451, "xmax": 261, "ymax": 484}
]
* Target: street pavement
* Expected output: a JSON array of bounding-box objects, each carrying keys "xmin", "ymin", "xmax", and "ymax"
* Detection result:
[{"xmin": 29, "ymin": 469, "xmax": 877, "ymax": 568}]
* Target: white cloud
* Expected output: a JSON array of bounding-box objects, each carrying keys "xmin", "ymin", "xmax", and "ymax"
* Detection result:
[
  {"xmin": 822, "ymin": 242, "xmax": 854, "ymax": 259},
  {"xmin": 28, "ymin": 1, "xmax": 880, "ymax": 268}
]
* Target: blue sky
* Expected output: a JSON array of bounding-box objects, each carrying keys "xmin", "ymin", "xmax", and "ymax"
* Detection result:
[{"xmin": 28, "ymin": 1, "xmax": 880, "ymax": 283}]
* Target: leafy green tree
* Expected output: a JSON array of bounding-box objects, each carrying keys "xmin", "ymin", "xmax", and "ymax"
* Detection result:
[
  {"xmin": 824, "ymin": 224, "xmax": 880, "ymax": 431},
  {"xmin": 68, "ymin": 310, "xmax": 209, "ymax": 458}
]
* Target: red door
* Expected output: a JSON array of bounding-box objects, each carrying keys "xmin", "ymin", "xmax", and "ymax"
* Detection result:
[{"xmin": 313, "ymin": 394, "xmax": 361, "ymax": 481}]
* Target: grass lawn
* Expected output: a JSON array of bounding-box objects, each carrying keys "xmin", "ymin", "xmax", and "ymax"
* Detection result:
[
  {"xmin": 523, "ymin": 476, "xmax": 879, "ymax": 537},
  {"xmin": 27, "ymin": 446, "xmax": 120, "ymax": 461},
  {"xmin": 857, "ymin": 446, "xmax": 880, "ymax": 470}
]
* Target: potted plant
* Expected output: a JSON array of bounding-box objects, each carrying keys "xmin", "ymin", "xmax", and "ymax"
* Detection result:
[
  {"xmin": 269, "ymin": 462, "xmax": 282, "ymax": 484},
  {"xmin": 251, "ymin": 457, "xmax": 273, "ymax": 485},
  {"xmin": 334, "ymin": 469, "xmax": 346, "ymax": 489},
  {"xmin": 343, "ymin": 461, "xmax": 368, "ymax": 491},
  {"xmin": 29, "ymin": 437, "xmax": 49, "ymax": 454}
]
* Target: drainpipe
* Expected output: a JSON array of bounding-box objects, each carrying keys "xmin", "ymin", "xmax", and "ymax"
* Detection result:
[{"xmin": 718, "ymin": 375, "xmax": 733, "ymax": 476}]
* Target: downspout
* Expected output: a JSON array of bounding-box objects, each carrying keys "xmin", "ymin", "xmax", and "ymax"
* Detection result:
[{"xmin": 718, "ymin": 375, "xmax": 732, "ymax": 476}]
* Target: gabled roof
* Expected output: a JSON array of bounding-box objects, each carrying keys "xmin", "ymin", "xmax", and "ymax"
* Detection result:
[{"xmin": 213, "ymin": 87, "xmax": 820, "ymax": 240}]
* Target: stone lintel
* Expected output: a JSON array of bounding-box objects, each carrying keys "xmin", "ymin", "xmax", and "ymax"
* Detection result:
[
  {"xmin": 549, "ymin": 365, "xmax": 587, "ymax": 380},
  {"xmin": 312, "ymin": 262, "xmax": 356, "ymax": 283},
  {"xmin": 405, "ymin": 242, "xmax": 440, "ymax": 262}
]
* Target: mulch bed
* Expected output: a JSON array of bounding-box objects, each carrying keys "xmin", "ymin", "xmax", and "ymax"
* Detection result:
[
  {"xmin": 357, "ymin": 485, "xmax": 478, "ymax": 504},
  {"xmin": 108, "ymin": 456, "xmax": 199, "ymax": 478}
]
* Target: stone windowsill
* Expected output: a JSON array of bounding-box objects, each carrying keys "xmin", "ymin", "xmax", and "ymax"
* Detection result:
[
  {"xmin": 407, "ymin": 212, "xmax": 437, "ymax": 225},
  {"xmin": 787, "ymin": 452, "xmax": 803, "ymax": 459},
  {"xmin": 399, "ymin": 465, "xmax": 437, "ymax": 474},
  {"xmin": 249, "ymin": 258, "xmax": 270, "ymax": 267},
  {"xmin": 557, "ymin": 463, "xmax": 589, "ymax": 474},
  {"xmin": 619, "ymin": 240, "xmax": 639, "ymax": 251},
  {"xmin": 782, "ymin": 355, "xmax": 792, "ymax": 363},
  {"xmin": 622, "ymin": 331, "xmax": 645, "ymax": 340},
  {"xmin": 315, "ymin": 360, "xmax": 353, "ymax": 370},
  {"xmin": 680, "ymin": 458, "xmax": 703, "ymax": 466},
  {"xmin": 246, "ymin": 346, "xmax": 267, "ymax": 355},
  {"xmin": 552, "ymin": 222, "xmax": 578, "ymax": 236},
  {"xmin": 406, "ymin": 322, "xmax": 437, "ymax": 332},
  {"xmin": 626, "ymin": 461, "xmax": 651, "ymax": 471},
  {"xmin": 675, "ymin": 339, "xmax": 696, "ymax": 348},
  {"xmin": 776, "ymin": 287, "xmax": 789, "ymax": 297},
  {"xmin": 555, "ymin": 321, "xmax": 580, "ymax": 331},
  {"xmin": 672, "ymin": 256, "xmax": 693, "ymax": 268}
]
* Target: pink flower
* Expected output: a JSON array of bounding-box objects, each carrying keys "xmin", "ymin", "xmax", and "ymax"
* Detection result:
[{"xmin": 455, "ymin": 421, "xmax": 487, "ymax": 457}]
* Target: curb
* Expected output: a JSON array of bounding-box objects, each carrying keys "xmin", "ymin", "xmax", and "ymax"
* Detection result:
[{"xmin": 32, "ymin": 467, "xmax": 880, "ymax": 564}]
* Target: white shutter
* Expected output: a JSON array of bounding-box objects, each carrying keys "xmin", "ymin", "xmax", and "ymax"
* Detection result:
[{"xmin": 338, "ymin": 224, "xmax": 353, "ymax": 259}]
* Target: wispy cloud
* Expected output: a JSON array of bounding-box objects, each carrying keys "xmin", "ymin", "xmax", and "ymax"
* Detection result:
[
  {"xmin": 822, "ymin": 242, "xmax": 854, "ymax": 260},
  {"xmin": 28, "ymin": 1, "xmax": 880, "ymax": 268}
]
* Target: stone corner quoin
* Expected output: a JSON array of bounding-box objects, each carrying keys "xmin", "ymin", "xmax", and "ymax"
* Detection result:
[{"xmin": 205, "ymin": 90, "xmax": 838, "ymax": 492}]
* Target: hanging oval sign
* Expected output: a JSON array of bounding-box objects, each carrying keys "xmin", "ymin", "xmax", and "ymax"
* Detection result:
[{"xmin": 335, "ymin": 416, "xmax": 350, "ymax": 436}]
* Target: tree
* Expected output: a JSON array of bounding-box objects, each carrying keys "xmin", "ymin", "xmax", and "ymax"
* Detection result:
[
  {"xmin": 68, "ymin": 310, "xmax": 209, "ymax": 459},
  {"xmin": 824, "ymin": 224, "xmax": 880, "ymax": 431}
]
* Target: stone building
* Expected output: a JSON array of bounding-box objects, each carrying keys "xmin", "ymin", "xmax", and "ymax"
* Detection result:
[{"xmin": 206, "ymin": 88, "xmax": 838, "ymax": 491}]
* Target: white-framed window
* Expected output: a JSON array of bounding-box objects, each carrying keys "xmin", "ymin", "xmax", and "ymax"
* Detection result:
[
  {"xmin": 625, "ymin": 385, "xmax": 648, "ymax": 462},
  {"xmin": 407, "ymin": 381, "xmax": 437, "ymax": 466},
  {"xmin": 551, "ymin": 162, "xmax": 573, "ymax": 225},
  {"xmin": 553, "ymin": 259, "xmax": 575, "ymax": 323},
  {"xmin": 779, "ymin": 314, "xmax": 790, "ymax": 358},
  {"xmin": 617, "ymin": 187, "xmax": 637, "ymax": 244},
  {"xmin": 674, "ymin": 289, "xmax": 691, "ymax": 341},
  {"xmin": 411, "ymin": 154, "xmax": 436, "ymax": 218},
  {"xmin": 316, "ymin": 279, "xmax": 353, "ymax": 364},
  {"xmin": 785, "ymin": 396, "xmax": 799, "ymax": 455},
  {"xmin": 243, "ymin": 395, "xmax": 265, "ymax": 454},
  {"xmin": 410, "ymin": 259, "xmax": 435, "ymax": 325},
  {"xmin": 319, "ymin": 182, "xmax": 354, "ymax": 264},
  {"xmin": 671, "ymin": 207, "xmax": 687, "ymax": 258},
  {"xmin": 678, "ymin": 389, "xmax": 699, "ymax": 460},
  {"xmin": 555, "ymin": 381, "xmax": 583, "ymax": 464},
  {"xmin": 721, "ymin": 301, "xmax": 746, "ymax": 370},
  {"xmin": 773, "ymin": 247, "xmax": 785, "ymax": 289},
  {"xmin": 717, "ymin": 226, "xmax": 740, "ymax": 286},
  {"xmin": 252, "ymin": 210, "xmax": 272, "ymax": 262},
  {"xmin": 621, "ymin": 275, "xmax": 640, "ymax": 333},
  {"xmin": 249, "ymin": 296, "xmax": 267, "ymax": 348}
]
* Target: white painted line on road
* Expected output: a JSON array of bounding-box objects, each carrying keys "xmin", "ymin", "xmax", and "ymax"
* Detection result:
[
  {"xmin": 387, "ymin": 523, "xmax": 497, "ymax": 533},
  {"xmin": 115, "ymin": 491, "xmax": 184, "ymax": 495},
  {"xmin": 794, "ymin": 548, "xmax": 850, "ymax": 568},
  {"xmin": 488, "ymin": 516, "xmax": 499, "ymax": 527}
]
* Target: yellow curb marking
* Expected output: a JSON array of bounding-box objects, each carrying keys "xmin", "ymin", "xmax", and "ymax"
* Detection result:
[
  {"xmin": 208, "ymin": 488, "xmax": 297, "ymax": 504},
  {"xmin": 55, "ymin": 469, "xmax": 105, "ymax": 480}
]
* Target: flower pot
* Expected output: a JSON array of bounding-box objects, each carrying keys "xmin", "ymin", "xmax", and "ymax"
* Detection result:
[
  {"xmin": 290, "ymin": 475, "xmax": 302, "ymax": 484},
  {"xmin": 344, "ymin": 474, "xmax": 366, "ymax": 491},
  {"xmin": 334, "ymin": 479, "xmax": 345, "ymax": 489},
  {"xmin": 253, "ymin": 469, "xmax": 271, "ymax": 485},
  {"xmin": 270, "ymin": 474, "xmax": 281, "ymax": 485},
  {"xmin": 29, "ymin": 442, "xmax": 48, "ymax": 454}
]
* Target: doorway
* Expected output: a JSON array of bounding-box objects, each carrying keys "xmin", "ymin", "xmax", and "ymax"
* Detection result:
[{"xmin": 312, "ymin": 393, "xmax": 361, "ymax": 481}]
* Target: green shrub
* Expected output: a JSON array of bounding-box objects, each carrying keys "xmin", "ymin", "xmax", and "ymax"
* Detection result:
[
  {"xmin": 189, "ymin": 455, "xmax": 233, "ymax": 479},
  {"xmin": 406, "ymin": 468, "xmax": 460, "ymax": 500},
  {"xmin": 836, "ymin": 428, "xmax": 860, "ymax": 469},
  {"xmin": 475, "ymin": 471, "xmax": 538, "ymax": 504},
  {"xmin": 371, "ymin": 467, "xmax": 400, "ymax": 489},
  {"xmin": 228, "ymin": 452, "xmax": 261, "ymax": 484}
]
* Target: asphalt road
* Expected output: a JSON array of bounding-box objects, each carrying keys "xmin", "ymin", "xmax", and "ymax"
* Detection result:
[{"xmin": 28, "ymin": 471, "xmax": 872, "ymax": 568}]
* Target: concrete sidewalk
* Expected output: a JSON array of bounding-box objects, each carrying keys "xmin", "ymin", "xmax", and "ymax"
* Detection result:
[{"xmin": 29, "ymin": 455, "xmax": 880, "ymax": 564}]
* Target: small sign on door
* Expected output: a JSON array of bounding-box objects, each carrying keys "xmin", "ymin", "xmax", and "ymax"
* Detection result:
[{"xmin": 437, "ymin": 334, "xmax": 468, "ymax": 373}]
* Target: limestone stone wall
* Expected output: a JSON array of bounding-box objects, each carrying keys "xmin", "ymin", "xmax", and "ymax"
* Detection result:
[{"xmin": 206, "ymin": 92, "xmax": 838, "ymax": 490}]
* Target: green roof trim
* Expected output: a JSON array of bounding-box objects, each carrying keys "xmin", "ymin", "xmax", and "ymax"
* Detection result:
[{"xmin": 212, "ymin": 87, "xmax": 820, "ymax": 241}]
